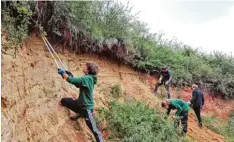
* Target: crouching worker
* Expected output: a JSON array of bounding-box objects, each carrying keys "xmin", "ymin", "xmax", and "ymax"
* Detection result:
[
  {"xmin": 161, "ymin": 99, "xmax": 190, "ymax": 135},
  {"xmin": 154, "ymin": 66, "xmax": 172, "ymax": 98},
  {"xmin": 58, "ymin": 63, "xmax": 104, "ymax": 142}
]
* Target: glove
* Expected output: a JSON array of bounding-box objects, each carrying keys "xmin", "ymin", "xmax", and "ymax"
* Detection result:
[
  {"xmin": 187, "ymin": 101, "xmax": 191, "ymax": 105},
  {"xmin": 58, "ymin": 68, "xmax": 65, "ymax": 77},
  {"xmin": 65, "ymin": 70, "xmax": 74, "ymax": 78},
  {"xmin": 158, "ymin": 77, "xmax": 162, "ymax": 83},
  {"xmin": 172, "ymin": 115, "xmax": 176, "ymax": 119},
  {"xmin": 165, "ymin": 81, "xmax": 169, "ymax": 85}
]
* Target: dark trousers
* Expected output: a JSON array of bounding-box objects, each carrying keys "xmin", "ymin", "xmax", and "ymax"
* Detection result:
[
  {"xmin": 154, "ymin": 80, "xmax": 170, "ymax": 99},
  {"xmin": 193, "ymin": 106, "xmax": 202, "ymax": 125},
  {"xmin": 174, "ymin": 111, "xmax": 188, "ymax": 133},
  {"xmin": 61, "ymin": 98, "xmax": 104, "ymax": 142}
]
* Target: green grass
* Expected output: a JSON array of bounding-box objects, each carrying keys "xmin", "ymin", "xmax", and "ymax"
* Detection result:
[
  {"xmin": 202, "ymin": 114, "xmax": 234, "ymax": 142},
  {"xmin": 97, "ymin": 100, "xmax": 190, "ymax": 142}
]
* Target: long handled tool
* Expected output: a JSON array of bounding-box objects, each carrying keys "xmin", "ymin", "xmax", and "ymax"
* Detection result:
[
  {"xmin": 41, "ymin": 34, "xmax": 68, "ymax": 70},
  {"xmin": 40, "ymin": 30, "xmax": 78, "ymax": 98},
  {"xmin": 41, "ymin": 35, "xmax": 60, "ymax": 68},
  {"xmin": 32, "ymin": 19, "xmax": 68, "ymax": 70},
  {"xmin": 42, "ymin": 36, "xmax": 68, "ymax": 70}
]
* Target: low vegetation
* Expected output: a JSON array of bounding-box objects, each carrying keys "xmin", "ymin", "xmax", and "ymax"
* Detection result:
[
  {"xmin": 97, "ymin": 100, "xmax": 189, "ymax": 142},
  {"xmin": 1, "ymin": 1, "xmax": 234, "ymax": 98},
  {"xmin": 203, "ymin": 113, "xmax": 234, "ymax": 142}
]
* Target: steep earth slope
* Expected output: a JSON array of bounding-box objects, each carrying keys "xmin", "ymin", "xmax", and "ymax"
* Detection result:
[{"xmin": 1, "ymin": 35, "xmax": 229, "ymax": 142}]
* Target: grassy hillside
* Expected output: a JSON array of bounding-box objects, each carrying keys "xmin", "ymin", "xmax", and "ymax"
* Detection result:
[
  {"xmin": 1, "ymin": 1, "xmax": 234, "ymax": 98},
  {"xmin": 1, "ymin": 34, "xmax": 229, "ymax": 142}
]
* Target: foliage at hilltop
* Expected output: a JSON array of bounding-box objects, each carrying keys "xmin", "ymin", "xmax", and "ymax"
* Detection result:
[{"xmin": 1, "ymin": 1, "xmax": 234, "ymax": 98}]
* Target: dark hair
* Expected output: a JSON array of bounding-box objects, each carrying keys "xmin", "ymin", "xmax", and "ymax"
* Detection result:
[
  {"xmin": 86, "ymin": 63, "xmax": 99, "ymax": 75},
  {"xmin": 161, "ymin": 102, "xmax": 167, "ymax": 108}
]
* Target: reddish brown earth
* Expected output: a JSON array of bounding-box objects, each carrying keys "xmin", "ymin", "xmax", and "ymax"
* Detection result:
[
  {"xmin": 145, "ymin": 76, "xmax": 234, "ymax": 120},
  {"xmin": 1, "ymin": 35, "xmax": 232, "ymax": 142},
  {"xmin": 174, "ymin": 89, "xmax": 234, "ymax": 120}
]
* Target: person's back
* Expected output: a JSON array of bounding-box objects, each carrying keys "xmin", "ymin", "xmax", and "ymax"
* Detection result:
[
  {"xmin": 191, "ymin": 88, "xmax": 204, "ymax": 108},
  {"xmin": 67, "ymin": 74, "xmax": 97, "ymax": 109},
  {"xmin": 190, "ymin": 84, "xmax": 204, "ymax": 128},
  {"xmin": 170, "ymin": 99, "xmax": 189, "ymax": 112}
]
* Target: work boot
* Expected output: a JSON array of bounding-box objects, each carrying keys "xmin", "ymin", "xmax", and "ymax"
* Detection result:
[{"xmin": 70, "ymin": 114, "xmax": 81, "ymax": 121}]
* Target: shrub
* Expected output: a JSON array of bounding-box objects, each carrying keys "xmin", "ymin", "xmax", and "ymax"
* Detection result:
[
  {"xmin": 202, "ymin": 115, "xmax": 234, "ymax": 141},
  {"xmin": 1, "ymin": 1, "xmax": 32, "ymax": 57},
  {"xmin": 110, "ymin": 84, "xmax": 124, "ymax": 99},
  {"xmin": 97, "ymin": 101, "xmax": 188, "ymax": 142}
]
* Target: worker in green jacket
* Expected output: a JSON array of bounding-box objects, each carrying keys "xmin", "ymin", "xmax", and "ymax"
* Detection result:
[
  {"xmin": 58, "ymin": 63, "xmax": 104, "ymax": 142},
  {"xmin": 161, "ymin": 99, "xmax": 190, "ymax": 134}
]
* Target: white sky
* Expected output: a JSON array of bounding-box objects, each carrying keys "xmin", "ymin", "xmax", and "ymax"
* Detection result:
[{"xmin": 119, "ymin": 0, "xmax": 234, "ymax": 55}]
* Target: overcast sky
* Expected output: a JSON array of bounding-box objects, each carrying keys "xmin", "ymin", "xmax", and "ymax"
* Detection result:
[{"xmin": 119, "ymin": 0, "xmax": 234, "ymax": 55}]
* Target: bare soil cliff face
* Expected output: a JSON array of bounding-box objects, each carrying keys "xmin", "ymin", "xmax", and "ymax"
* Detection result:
[
  {"xmin": 1, "ymin": 35, "xmax": 228, "ymax": 142},
  {"xmin": 171, "ymin": 88, "xmax": 234, "ymax": 120}
]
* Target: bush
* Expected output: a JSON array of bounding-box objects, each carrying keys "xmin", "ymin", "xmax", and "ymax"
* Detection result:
[
  {"xmin": 202, "ymin": 115, "xmax": 234, "ymax": 141},
  {"xmin": 226, "ymin": 113, "xmax": 234, "ymax": 141},
  {"xmin": 97, "ymin": 101, "xmax": 188, "ymax": 142},
  {"xmin": 202, "ymin": 115, "xmax": 226, "ymax": 135},
  {"xmin": 1, "ymin": 1, "xmax": 32, "ymax": 57},
  {"xmin": 110, "ymin": 84, "xmax": 124, "ymax": 100}
]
